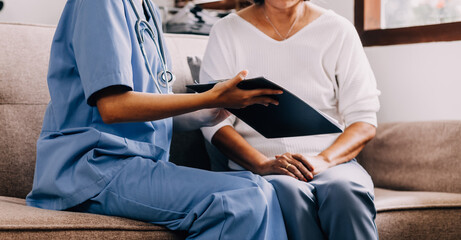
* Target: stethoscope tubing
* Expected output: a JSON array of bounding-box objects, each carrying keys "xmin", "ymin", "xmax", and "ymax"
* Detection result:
[{"xmin": 128, "ymin": 0, "xmax": 175, "ymax": 94}]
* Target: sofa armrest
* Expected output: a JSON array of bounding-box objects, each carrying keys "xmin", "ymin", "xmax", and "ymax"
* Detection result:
[{"xmin": 357, "ymin": 121, "xmax": 461, "ymax": 193}]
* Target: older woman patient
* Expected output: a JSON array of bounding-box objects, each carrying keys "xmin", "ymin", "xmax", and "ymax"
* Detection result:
[{"xmin": 200, "ymin": 0, "xmax": 380, "ymax": 239}]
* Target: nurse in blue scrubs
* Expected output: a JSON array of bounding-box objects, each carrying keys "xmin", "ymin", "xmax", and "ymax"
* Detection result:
[{"xmin": 26, "ymin": 0, "xmax": 287, "ymax": 239}]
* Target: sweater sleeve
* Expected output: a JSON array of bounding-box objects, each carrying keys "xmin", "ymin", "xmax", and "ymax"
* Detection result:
[
  {"xmin": 199, "ymin": 20, "xmax": 237, "ymax": 143},
  {"xmin": 199, "ymin": 21, "xmax": 236, "ymax": 84},
  {"xmin": 335, "ymin": 21, "xmax": 380, "ymax": 127}
]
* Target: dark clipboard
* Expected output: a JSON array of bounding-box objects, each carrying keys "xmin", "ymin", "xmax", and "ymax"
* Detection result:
[{"xmin": 186, "ymin": 77, "xmax": 343, "ymax": 138}]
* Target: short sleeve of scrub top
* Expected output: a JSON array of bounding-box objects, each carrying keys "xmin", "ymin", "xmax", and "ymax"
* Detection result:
[
  {"xmin": 73, "ymin": 0, "xmax": 133, "ymax": 106},
  {"xmin": 26, "ymin": 0, "xmax": 173, "ymax": 211}
]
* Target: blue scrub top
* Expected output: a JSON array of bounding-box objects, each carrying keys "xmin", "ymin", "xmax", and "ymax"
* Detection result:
[{"xmin": 26, "ymin": 0, "xmax": 173, "ymax": 210}]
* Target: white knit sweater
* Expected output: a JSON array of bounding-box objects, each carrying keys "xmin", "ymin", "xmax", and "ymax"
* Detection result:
[{"xmin": 199, "ymin": 11, "xmax": 380, "ymax": 170}]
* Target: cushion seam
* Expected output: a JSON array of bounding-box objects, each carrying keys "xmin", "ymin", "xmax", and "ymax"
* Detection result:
[
  {"xmin": 0, "ymin": 226, "xmax": 168, "ymax": 231},
  {"xmin": 0, "ymin": 103, "xmax": 48, "ymax": 105},
  {"xmin": 377, "ymin": 205, "xmax": 461, "ymax": 213}
]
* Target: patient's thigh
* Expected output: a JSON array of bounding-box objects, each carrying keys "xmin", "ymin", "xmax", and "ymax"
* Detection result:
[
  {"xmin": 264, "ymin": 175, "xmax": 315, "ymax": 200},
  {"xmin": 310, "ymin": 159, "xmax": 374, "ymax": 194},
  {"xmin": 263, "ymin": 175, "xmax": 325, "ymax": 240}
]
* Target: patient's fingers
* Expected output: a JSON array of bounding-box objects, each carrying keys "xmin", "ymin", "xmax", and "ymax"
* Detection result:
[
  {"xmin": 279, "ymin": 167, "xmax": 298, "ymax": 179},
  {"xmin": 276, "ymin": 153, "xmax": 309, "ymax": 182},
  {"xmin": 289, "ymin": 158, "xmax": 313, "ymax": 181},
  {"xmin": 292, "ymin": 153, "xmax": 314, "ymax": 172},
  {"xmin": 284, "ymin": 163, "xmax": 305, "ymax": 181}
]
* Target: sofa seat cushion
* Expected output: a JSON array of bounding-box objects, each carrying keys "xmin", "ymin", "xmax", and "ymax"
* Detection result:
[
  {"xmin": 374, "ymin": 188, "xmax": 461, "ymax": 240},
  {"xmin": 0, "ymin": 196, "xmax": 185, "ymax": 239},
  {"xmin": 374, "ymin": 187, "xmax": 461, "ymax": 212}
]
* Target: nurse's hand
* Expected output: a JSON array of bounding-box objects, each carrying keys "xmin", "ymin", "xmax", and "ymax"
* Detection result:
[
  {"xmin": 206, "ymin": 70, "xmax": 282, "ymax": 109},
  {"xmin": 173, "ymin": 108, "xmax": 230, "ymax": 132}
]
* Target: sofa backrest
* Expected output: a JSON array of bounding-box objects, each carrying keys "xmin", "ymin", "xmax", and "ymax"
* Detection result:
[
  {"xmin": 0, "ymin": 22, "xmax": 210, "ymax": 198},
  {"xmin": 0, "ymin": 23, "xmax": 54, "ymax": 199},
  {"xmin": 163, "ymin": 34, "xmax": 212, "ymax": 170},
  {"xmin": 358, "ymin": 121, "xmax": 461, "ymax": 194}
]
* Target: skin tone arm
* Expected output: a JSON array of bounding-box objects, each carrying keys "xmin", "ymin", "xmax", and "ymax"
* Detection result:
[
  {"xmin": 96, "ymin": 71, "xmax": 282, "ymax": 124},
  {"xmin": 211, "ymin": 122, "xmax": 376, "ymax": 181}
]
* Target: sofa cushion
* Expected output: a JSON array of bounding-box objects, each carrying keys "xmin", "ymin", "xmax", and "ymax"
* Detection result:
[
  {"xmin": 162, "ymin": 34, "xmax": 211, "ymax": 170},
  {"xmin": 0, "ymin": 23, "xmax": 52, "ymax": 105},
  {"xmin": 374, "ymin": 188, "xmax": 461, "ymax": 212},
  {"xmin": 358, "ymin": 121, "xmax": 461, "ymax": 193},
  {"xmin": 0, "ymin": 105, "xmax": 46, "ymax": 198},
  {"xmin": 0, "ymin": 196, "xmax": 185, "ymax": 239},
  {"xmin": 376, "ymin": 208, "xmax": 461, "ymax": 240},
  {"xmin": 0, "ymin": 23, "xmax": 54, "ymax": 198},
  {"xmin": 164, "ymin": 33, "xmax": 208, "ymax": 94},
  {"xmin": 374, "ymin": 188, "xmax": 461, "ymax": 240}
]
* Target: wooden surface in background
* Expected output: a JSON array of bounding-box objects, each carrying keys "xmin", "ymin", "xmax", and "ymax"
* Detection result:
[{"xmin": 355, "ymin": 0, "xmax": 461, "ymax": 46}]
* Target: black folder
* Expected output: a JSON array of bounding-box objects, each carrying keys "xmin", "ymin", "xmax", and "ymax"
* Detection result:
[{"xmin": 186, "ymin": 77, "xmax": 343, "ymax": 138}]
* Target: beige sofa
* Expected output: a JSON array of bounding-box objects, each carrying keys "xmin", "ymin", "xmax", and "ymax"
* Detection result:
[{"xmin": 1, "ymin": 22, "xmax": 460, "ymax": 239}]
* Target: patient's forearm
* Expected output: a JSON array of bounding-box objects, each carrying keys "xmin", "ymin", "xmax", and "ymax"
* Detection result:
[
  {"xmin": 319, "ymin": 122, "xmax": 376, "ymax": 165},
  {"xmin": 211, "ymin": 122, "xmax": 376, "ymax": 175},
  {"xmin": 211, "ymin": 126, "xmax": 268, "ymax": 173}
]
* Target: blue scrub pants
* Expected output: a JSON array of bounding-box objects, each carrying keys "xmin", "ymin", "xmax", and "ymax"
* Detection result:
[
  {"xmin": 264, "ymin": 159, "xmax": 378, "ymax": 240},
  {"xmin": 72, "ymin": 157, "xmax": 287, "ymax": 240}
]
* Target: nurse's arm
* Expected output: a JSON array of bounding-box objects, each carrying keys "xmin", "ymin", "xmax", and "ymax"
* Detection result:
[{"xmin": 95, "ymin": 71, "xmax": 282, "ymax": 124}]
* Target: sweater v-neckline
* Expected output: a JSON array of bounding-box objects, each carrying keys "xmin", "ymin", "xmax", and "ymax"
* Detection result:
[{"xmin": 231, "ymin": 10, "xmax": 332, "ymax": 43}]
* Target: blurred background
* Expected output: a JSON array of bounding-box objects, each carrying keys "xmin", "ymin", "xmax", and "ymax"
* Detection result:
[
  {"xmin": 0, "ymin": 0, "xmax": 346, "ymax": 34},
  {"xmin": 0, "ymin": 0, "xmax": 459, "ymax": 123}
]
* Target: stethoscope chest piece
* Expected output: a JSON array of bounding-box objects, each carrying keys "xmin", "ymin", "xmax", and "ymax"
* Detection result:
[{"xmin": 158, "ymin": 70, "xmax": 176, "ymax": 88}]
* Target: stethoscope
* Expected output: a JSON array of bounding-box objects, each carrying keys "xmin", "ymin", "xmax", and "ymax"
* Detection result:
[{"xmin": 128, "ymin": 0, "xmax": 175, "ymax": 94}]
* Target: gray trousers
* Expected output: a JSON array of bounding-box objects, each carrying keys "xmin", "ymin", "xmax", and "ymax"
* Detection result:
[{"xmin": 264, "ymin": 159, "xmax": 378, "ymax": 240}]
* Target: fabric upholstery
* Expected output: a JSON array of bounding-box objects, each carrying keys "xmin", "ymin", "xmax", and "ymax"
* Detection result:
[
  {"xmin": 2, "ymin": 231, "xmax": 183, "ymax": 240},
  {"xmin": 376, "ymin": 208, "xmax": 461, "ymax": 240},
  {"xmin": 0, "ymin": 196, "xmax": 185, "ymax": 239},
  {"xmin": 0, "ymin": 105, "xmax": 46, "ymax": 198},
  {"xmin": 358, "ymin": 121, "xmax": 461, "ymax": 193},
  {"xmin": 374, "ymin": 188, "xmax": 461, "ymax": 212},
  {"xmin": 0, "ymin": 23, "xmax": 53, "ymax": 198},
  {"xmin": 164, "ymin": 34, "xmax": 211, "ymax": 169},
  {"xmin": 0, "ymin": 23, "xmax": 52, "ymax": 105},
  {"xmin": 170, "ymin": 130, "xmax": 210, "ymax": 170},
  {"xmin": 373, "ymin": 188, "xmax": 461, "ymax": 239},
  {"xmin": 163, "ymin": 33, "xmax": 208, "ymax": 93}
]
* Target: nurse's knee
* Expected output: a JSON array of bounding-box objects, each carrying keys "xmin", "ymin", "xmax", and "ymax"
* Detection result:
[
  {"xmin": 267, "ymin": 175, "xmax": 304, "ymax": 190},
  {"xmin": 233, "ymin": 171, "xmax": 269, "ymax": 188},
  {"xmin": 221, "ymin": 187, "xmax": 271, "ymax": 219}
]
